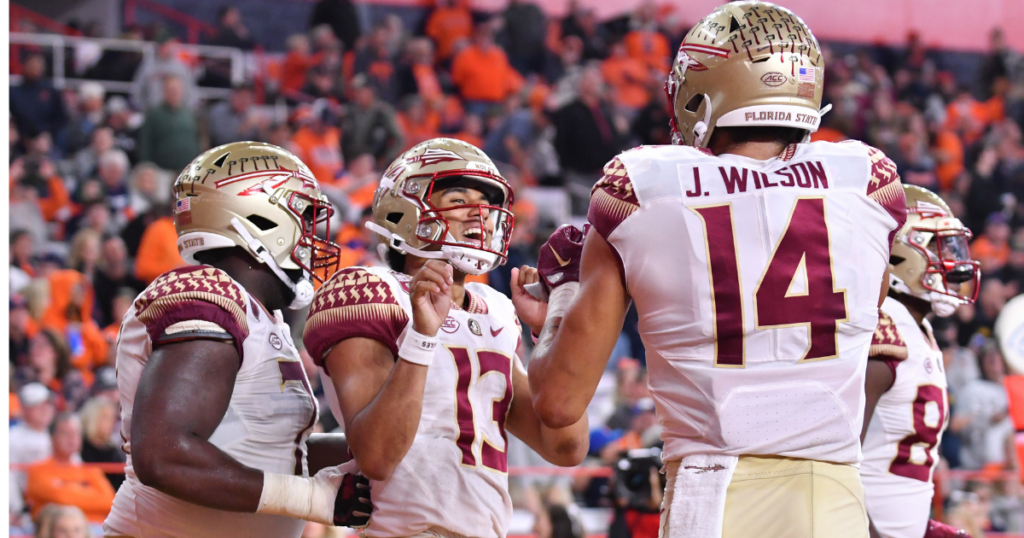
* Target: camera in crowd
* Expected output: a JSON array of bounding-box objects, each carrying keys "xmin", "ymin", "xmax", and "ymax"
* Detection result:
[{"xmin": 614, "ymin": 447, "xmax": 666, "ymax": 513}]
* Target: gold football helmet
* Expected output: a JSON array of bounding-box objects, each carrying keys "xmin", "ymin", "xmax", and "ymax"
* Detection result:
[
  {"xmin": 890, "ymin": 185, "xmax": 979, "ymax": 316},
  {"xmin": 366, "ymin": 138, "xmax": 514, "ymax": 275},
  {"xmin": 173, "ymin": 142, "xmax": 339, "ymax": 309},
  {"xmin": 666, "ymin": 1, "xmax": 829, "ymax": 147}
]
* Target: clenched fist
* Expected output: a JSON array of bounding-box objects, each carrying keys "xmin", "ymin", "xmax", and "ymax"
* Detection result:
[{"xmin": 409, "ymin": 260, "xmax": 453, "ymax": 336}]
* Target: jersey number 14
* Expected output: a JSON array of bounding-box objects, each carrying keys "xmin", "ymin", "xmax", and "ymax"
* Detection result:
[{"xmin": 693, "ymin": 197, "xmax": 849, "ymax": 366}]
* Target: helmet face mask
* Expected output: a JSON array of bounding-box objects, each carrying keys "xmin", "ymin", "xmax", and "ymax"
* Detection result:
[
  {"xmin": 369, "ymin": 139, "xmax": 515, "ymax": 275},
  {"xmin": 905, "ymin": 226, "xmax": 979, "ymax": 304},
  {"xmin": 890, "ymin": 186, "xmax": 980, "ymax": 316},
  {"xmin": 419, "ymin": 171, "xmax": 514, "ymax": 263},
  {"xmin": 286, "ymin": 190, "xmax": 340, "ymax": 284}
]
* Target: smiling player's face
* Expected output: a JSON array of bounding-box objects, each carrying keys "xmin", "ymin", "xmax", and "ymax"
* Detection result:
[{"xmin": 429, "ymin": 186, "xmax": 494, "ymax": 247}]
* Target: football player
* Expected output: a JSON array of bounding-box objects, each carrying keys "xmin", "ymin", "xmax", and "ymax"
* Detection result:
[
  {"xmin": 103, "ymin": 142, "xmax": 372, "ymax": 538},
  {"xmin": 302, "ymin": 138, "xmax": 589, "ymax": 538},
  {"xmin": 525, "ymin": 3, "xmax": 907, "ymax": 537},
  {"xmin": 861, "ymin": 186, "xmax": 976, "ymax": 538}
]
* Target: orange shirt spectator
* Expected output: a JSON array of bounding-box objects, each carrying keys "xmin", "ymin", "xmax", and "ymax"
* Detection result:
[
  {"xmin": 412, "ymin": 64, "xmax": 444, "ymax": 104},
  {"xmin": 451, "ymin": 32, "xmax": 523, "ymax": 103},
  {"xmin": 10, "ymin": 166, "xmax": 72, "ymax": 224},
  {"xmin": 292, "ymin": 124, "xmax": 344, "ymax": 186},
  {"xmin": 333, "ymin": 220, "xmax": 381, "ymax": 270},
  {"xmin": 601, "ymin": 43, "xmax": 650, "ymax": 110},
  {"xmin": 38, "ymin": 175, "xmax": 72, "ymax": 223},
  {"xmin": 972, "ymin": 214, "xmax": 1011, "ymax": 272},
  {"xmin": 281, "ymin": 35, "xmax": 314, "ymax": 95},
  {"xmin": 25, "ymin": 414, "xmax": 115, "ymax": 523},
  {"xmin": 67, "ymin": 321, "xmax": 110, "ymax": 374},
  {"xmin": 26, "ymin": 460, "xmax": 116, "ymax": 522},
  {"xmin": 10, "ymin": 392, "xmax": 21, "ymax": 421},
  {"xmin": 932, "ymin": 129, "xmax": 964, "ymax": 191},
  {"xmin": 398, "ymin": 99, "xmax": 441, "ymax": 151},
  {"xmin": 135, "ymin": 216, "xmax": 185, "ymax": 284},
  {"xmin": 623, "ymin": 29, "xmax": 670, "ymax": 72},
  {"xmin": 425, "ymin": 0, "xmax": 474, "ymax": 60},
  {"xmin": 40, "ymin": 270, "xmax": 94, "ymax": 333},
  {"xmin": 945, "ymin": 92, "xmax": 994, "ymax": 146},
  {"xmin": 972, "ymin": 237, "xmax": 1010, "ymax": 269}
]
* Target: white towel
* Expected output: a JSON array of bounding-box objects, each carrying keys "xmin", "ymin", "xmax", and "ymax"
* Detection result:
[{"xmin": 666, "ymin": 454, "xmax": 739, "ymax": 538}]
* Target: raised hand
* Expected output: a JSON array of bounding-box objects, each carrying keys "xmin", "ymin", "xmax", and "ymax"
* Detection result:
[
  {"xmin": 537, "ymin": 224, "xmax": 586, "ymax": 291},
  {"xmin": 409, "ymin": 260, "xmax": 453, "ymax": 336},
  {"xmin": 511, "ymin": 265, "xmax": 547, "ymax": 331}
]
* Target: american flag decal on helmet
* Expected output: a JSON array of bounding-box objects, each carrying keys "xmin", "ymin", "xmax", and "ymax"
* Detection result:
[{"xmin": 175, "ymin": 197, "xmax": 191, "ymax": 214}]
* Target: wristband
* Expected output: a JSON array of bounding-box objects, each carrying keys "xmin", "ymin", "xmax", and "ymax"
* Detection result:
[
  {"xmin": 398, "ymin": 327, "xmax": 439, "ymax": 366},
  {"xmin": 257, "ymin": 472, "xmax": 333, "ymax": 525},
  {"xmin": 546, "ymin": 282, "xmax": 580, "ymax": 322}
]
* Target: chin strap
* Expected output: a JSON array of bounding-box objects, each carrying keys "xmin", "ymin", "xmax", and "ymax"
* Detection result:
[{"xmin": 231, "ymin": 218, "xmax": 314, "ymax": 310}]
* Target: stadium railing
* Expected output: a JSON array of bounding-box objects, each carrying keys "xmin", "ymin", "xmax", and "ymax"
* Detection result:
[{"xmin": 9, "ymin": 32, "xmax": 244, "ymax": 101}]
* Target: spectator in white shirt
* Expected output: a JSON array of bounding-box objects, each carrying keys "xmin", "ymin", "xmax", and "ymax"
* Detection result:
[
  {"xmin": 9, "ymin": 383, "xmax": 56, "ymax": 520},
  {"xmin": 956, "ymin": 343, "xmax": 1015, "ymax": 469},
  {"xmin": 11, "ymin": 383, "xmax": 56, "ymax": 466}
]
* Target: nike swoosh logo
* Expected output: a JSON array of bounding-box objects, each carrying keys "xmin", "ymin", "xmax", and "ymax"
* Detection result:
[
  {"xmin": 550, "ymin": 245, "xmax": 571, "ymax": 267},
  {"xmin": 490, "ymin": 326, "xmax": 503, "ymax": 337}
]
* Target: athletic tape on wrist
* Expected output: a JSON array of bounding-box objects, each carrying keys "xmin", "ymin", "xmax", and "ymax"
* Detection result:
[
  {"xmin": 546, "ymin": 282, "xmax": 580, "ymax": 322},
  {"xmin": 399, "ymin": 327, "xmax": 439, "ymax": 366},
  {"xmin": 257, "ymin": 472, "xmax": 333, "ymax": 525}
]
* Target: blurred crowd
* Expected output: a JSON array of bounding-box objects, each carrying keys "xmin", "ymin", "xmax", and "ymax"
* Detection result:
[{"xmin": 9, "ymin": 0, "xmax": 1024, "ymax": 536}]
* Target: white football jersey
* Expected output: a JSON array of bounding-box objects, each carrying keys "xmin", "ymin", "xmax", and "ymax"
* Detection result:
[
  {"xmin": 104, "ymin": 266, "xmax": 317, "ymax": 538},
  {"xmin": 304, "ymin": 266, "xmax": 520, "ymax": 538},
  {"xmin": 587, "ymin": 141, "xmax": 907, "ymax": 465},
  {"xmin": 862, "ymin": 297, "xmax": 948, "ymax": 538}
]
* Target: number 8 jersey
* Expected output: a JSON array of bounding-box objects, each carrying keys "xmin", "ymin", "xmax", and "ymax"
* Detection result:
[
  {"xmin": 303, "ymin": 266, "xmax": 520, "ymax": 538},
  {"xmin": 588, "ymin": 141, "xmax": 906, "ymax": 466},
  {"xmin": 861, "ymin": 297, "xmax": 949, "ymax": 538}
]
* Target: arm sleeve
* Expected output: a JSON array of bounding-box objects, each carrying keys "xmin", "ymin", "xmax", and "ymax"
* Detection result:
[
  {"xmin": 303, "ymin": 267, "xmax": 409, "ymax": 370},
  {"xmin": 134, "ymin": 266, "xmax": 250, "ymax": 360},
  {"xmin": 863, "ymin": 145, "xmax": 908, "ymax": 253},
  {"xmin": 869, "ymin": 310, "xmax": 908, "ymax": 380}
]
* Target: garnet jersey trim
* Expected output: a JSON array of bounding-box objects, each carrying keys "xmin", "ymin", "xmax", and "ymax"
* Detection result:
[
  {"xmin": 869, "ymin": 310, "xmax": 908, "ymax": 381},
  {"xmin": 134, "ymin": 266, "xmax": 249, "ymax": 359},
  {"xmin": 303, "ymin": 267, "xmax": 409, "ymax": 367},
  {"xmin": 847, "ymin": 141, "xmax": 907, "ymax": 253},
  {"xmin": 588, "ymin": 156, "xmax": 640, "ymax": 240}
]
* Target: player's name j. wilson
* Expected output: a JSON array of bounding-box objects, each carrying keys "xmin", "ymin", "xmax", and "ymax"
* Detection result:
[{"xmin": 683, "ymin": 161, "xmax": 831, "ymax": 198}]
